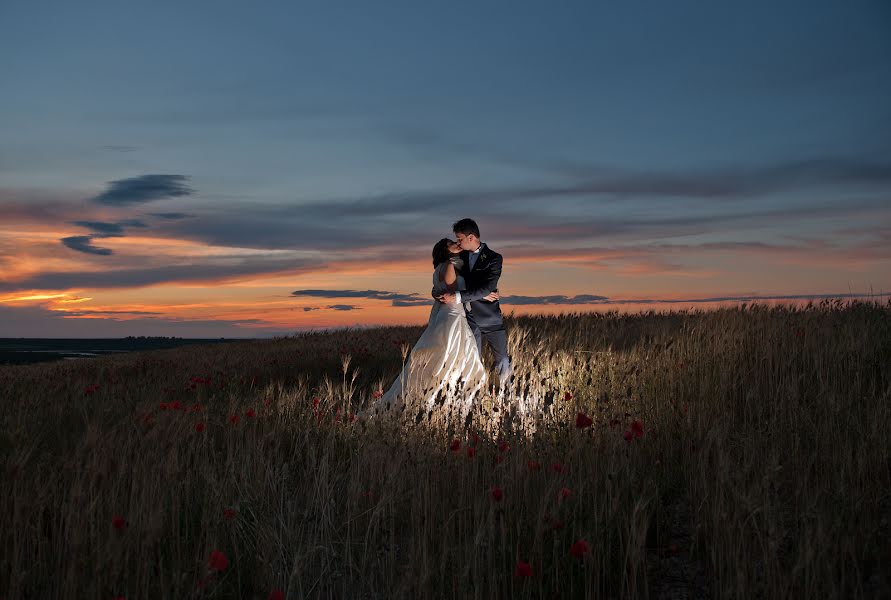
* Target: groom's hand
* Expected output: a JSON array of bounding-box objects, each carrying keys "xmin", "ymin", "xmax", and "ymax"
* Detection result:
[{"xmin": 484, "ymin": 289, "xmax": 500, "ymax": 302}]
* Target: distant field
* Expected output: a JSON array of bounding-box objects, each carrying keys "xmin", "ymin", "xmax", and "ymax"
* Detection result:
[
  {"xmin": 0, "ymin": 337, "xmax": 243, "ymax": 365},
  {"xmin": 1, "ymin": 301, "xmax": 889, "ymax": 599}
]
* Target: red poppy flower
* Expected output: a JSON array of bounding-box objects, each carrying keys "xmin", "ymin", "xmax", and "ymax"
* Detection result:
[
  {"xmin": 112, "ymin": 516, "xmax": 126, "ymax": 531},
  {"xmin": 623, "ymin": 430, "xmax": 633, "ymax": 442},
  {"xmin": 191, "ymin": 403, "xmax": 203, "ymax": 412},
  {"xmin": 575, "ymin": 412, "xmax": 593, "ymax": 428},
  {"xmin": 194, "ymin": 422, "xmax": 205, "ymax": 433},
  {"xmin": 631, "ymin": 420, "xmax": 644, "ymax": 438},
  {"xmin": 495, "ymin": 455, "xmax": 504, "ymax": 465},
  {"xmin": 269, "ymin": 591, "xmax": 285, "ymax": 600},
  {"xmin": 569, "ymin": 539, "xmax": 590, "ymax": 559},
  {"xmin": 491, "ymin": 487, "xmax": 504, "ymax": 502},
  {"xmin": 564, "ymin": 391, "xmax": 573, "ymax": 402},
  {"xmin": 514, "ymin": 560, "xmax": 532, "ymax": 577},
  {"xmin": 466, "ymin": 447, "xmax": 476, "ymax": 459},
  {"xmin": 159, "ymin": 402, "xmax": 169, "ymax": 411},
  {"xmin": 245, "ymin": 408, "xmax": 256, "ymax": 418},
  {"xmin": 559, "ymin": 487, "xmax": 572, "ymax": 499},
  {"xmin": 208, "ymin": 550, "xmax": 229, "ymax": 572},
  {"xmin": 471, "ymin": 433, "xmax": 480, "ymax": 446},
  {"xmin": 312, "ymin": 397, "xmax": 321, "ymax": 408},
  {"xmin": 228, "ymin": 414, "xmax": 240, "ymax": 425},
  {"xmin": 449, "ymin": 439, "xmax": 461, "ymax": 452},
  {"xmin": 372, "ymin": 390, "xmax": 383, "ymax": 399},
  {"xmin": 608, "ymin": 418, "xmax": 620, "ymax": 429},
  {"xmin": 551, "ymin": 462, "xmax": 565, "ymax": 474},
  {"xmin": 498, "ymin": 441, "xmax": 510, "ymax": 453},
  {"xmin": 223, "ymin": 508, "xmax": 237, "ymax": 521},
  {"xmin": 550, "ymin": 519, "xmax": 565, "ymax": 530},
  {"xmin": 527, "ymin": 460, "xmax": 541, "ymax": 471}
]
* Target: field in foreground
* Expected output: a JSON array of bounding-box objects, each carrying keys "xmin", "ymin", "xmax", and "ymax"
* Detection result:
[{"xmin": 1, "ymin": 301, "xmax": 889, "ymax": 599}]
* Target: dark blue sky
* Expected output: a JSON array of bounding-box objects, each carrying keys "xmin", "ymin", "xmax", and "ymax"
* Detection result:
[{"xmin": 0, "ymin": 1, "xmax": 889, "ymax": 336}]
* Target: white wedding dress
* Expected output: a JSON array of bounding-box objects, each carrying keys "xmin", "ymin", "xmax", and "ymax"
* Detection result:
[{"xmin": 364, "ymin": 261, "xmax": 487, "ymax": 423}]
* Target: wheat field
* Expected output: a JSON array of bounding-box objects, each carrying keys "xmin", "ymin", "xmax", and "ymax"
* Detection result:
[{"xmin": 1, "ymin": 300, "xmax": 889, "ymax": 599}]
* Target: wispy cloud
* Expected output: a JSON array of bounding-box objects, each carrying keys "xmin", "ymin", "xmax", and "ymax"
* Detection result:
[
  {"xmin": 0, "ymin": 257, "xmax": 319, "ymax": 291},
  {"xmin": 291, "ymin": 289, "xmax": 426, "ymax": 303},
  {"xmin": 329, "ymin": 304, "xmax": 360, "ymax": 311},
  {"xmin": 60, "ymin": 235, "xmax": 113, "ymax": 256},
  {"xmin": 91, "ymin": 174, "xmax": 195, "ymax": 206},
  {"xmin": 148, "ymin": 212, "xmax": 194, "ymax": 220}
]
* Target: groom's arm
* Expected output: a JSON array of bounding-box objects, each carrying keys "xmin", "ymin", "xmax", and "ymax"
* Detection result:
[{"xmin": 459, "ymin": 254, "xmax": 502, "ymax": 303}]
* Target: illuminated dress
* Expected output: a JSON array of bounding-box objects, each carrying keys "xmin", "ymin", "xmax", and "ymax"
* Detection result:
[{"xmin": 364, "ymin": 257, "xmax": 487, "ymax": 423}]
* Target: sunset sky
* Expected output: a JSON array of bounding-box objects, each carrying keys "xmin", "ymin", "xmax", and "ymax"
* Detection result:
[{"xmin": 1, "ymin": 1, "xmax": 889, "ymax": 337}]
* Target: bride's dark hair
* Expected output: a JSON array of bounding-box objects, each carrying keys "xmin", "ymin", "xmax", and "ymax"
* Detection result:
[{"xmin": 432, "ymin": 238, "xmax": 453, "ymax": 267}]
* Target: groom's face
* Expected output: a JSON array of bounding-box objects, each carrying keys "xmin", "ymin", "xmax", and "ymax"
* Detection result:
[{"xmin": 455, "ymin": 232, "xmax": 478, "ymax": 251}]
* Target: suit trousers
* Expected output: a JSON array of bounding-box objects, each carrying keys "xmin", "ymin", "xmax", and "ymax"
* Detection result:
[{"xmin": 469, "ymin": 325, "xmax": 512, "ymax": 383}]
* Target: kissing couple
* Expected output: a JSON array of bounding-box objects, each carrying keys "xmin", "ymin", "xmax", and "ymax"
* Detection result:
[{"xmin": 363, "ymin": 218, "xmax": 512, "ymax": 423}]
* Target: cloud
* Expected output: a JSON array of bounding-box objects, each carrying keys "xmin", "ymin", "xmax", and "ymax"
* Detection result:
[
  {"xmin": 500, "ymin": 294, "xmax": 610, "ymax": 305},
  {"xmin": 0, "ymin": 257, "xmax": 320, "ymax": 291},
  {"xmin": 60, "ymin": 235, "xmax": 113, "ymax": 256},
  {"xmin": 70, "ymin": 219, "xmax": 147, "ymax": 235},
  {"xmin": 291, "ymin": 289, "xmax": 425, "ymax": 302},
  {"xmin": 148, "ymin": 212, "xmax": 193, "ymax": 220},
  {"xmin": 328, "ymin": 304, "xmax": 360, "ymax": 311},
  {"xmin": 91, "ymin": 174, "xmax": 195, "ymax": 206}
]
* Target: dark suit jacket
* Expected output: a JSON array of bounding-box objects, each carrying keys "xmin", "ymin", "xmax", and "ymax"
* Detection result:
[{"xmin": 459, "ymin": 243, "xmax": 505, "ymax": 333}]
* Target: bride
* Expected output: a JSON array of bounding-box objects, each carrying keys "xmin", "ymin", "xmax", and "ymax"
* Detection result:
[{"xmin": 362, "ymin": 238, "xmax": 488, "ymax": 423}]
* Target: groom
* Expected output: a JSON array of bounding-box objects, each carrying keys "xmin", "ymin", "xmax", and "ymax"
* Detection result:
[{"xmin": 435, "ymin": 218, "xmax": 512, "ymax": 384}]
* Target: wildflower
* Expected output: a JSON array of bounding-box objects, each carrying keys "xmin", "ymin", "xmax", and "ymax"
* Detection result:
[
  {"xmin": 449, "ymin": 439, "xmax": 461, "ymax": 452},
  {"xmin": 514, "ymin": 560, "xmax": 532, "ymax": 577},
  {"xmin": 229, "ymin": 414, "xmax": 240, "ymax": 425},
  {"xmin": 312, "ymin": 397, "xmax": 321, "ymax": 408},
  {"xmin": 559, "ymin": 487, "xmax": 572, "ymax": 500},
  {"xmin": 223, "ymin": 508, "xmax": 237, "ymax": 521},
  {"xmin": 550, "ymin": 518, "xmax": 565, "ymax": 530},
  {"xmin": 269, "ymin": 591, "xmax": 285, "ymax": 600},
  {"xmin": 575, "ymin": 412, "xmax": 593, "ymax": 428},
  {"xmin": 208, "ymin": 550, "xmax": 229, "ymax": 572},
  {"xmin": 372, "ymin": 390, "xmax": 383, "ymax": 399},
  {"xmin": 527, "ymin": 460, "xmax": 541, "ymax": 471},
  {"xmin": 245, "ymin": 408, "xmax": 256, "ymax": 418},
  {"xmin": 159, "ymin": 402, "xmax": 169, "ymax": 411},
  {"xmin": 569, "ymin": 539, "xmax": 590, "ymax": 559},
  {"xmin": 191, "ymin": 403, "xmax": 203, "ymax": 412},
  {"xmin": 608, "ymin": 418, "xmax": 620, "ymax": 429},
  {"xmin": 564, "ymin": 391, "xmax": 573, "ymax": 402},
  {"xmin": 498, "ymin": 441, "xmax": 510, "ymax": 453},
  {"xmin": 623, "ymin": 430, "xmax": 633, "ymax": 442},
  {"xmin": 495, "ymin": 455, "xmax": 504, "ymax": 465},
  {"xmin": 631, "ymin": 420, "xmax": 644, "ymax": 438},
  {"xmin": 171, "ymin": 401, "xmax": 182, "ymax": 411},
  {"xmin": 112, "ymin": 516, "xmax": 126, "ymax": 531},
  {"xmin": 466, "ymin": 447, "xmax": 476, "ymax": 459},
  {"xmin": 491, "ymin": 487, "xmax": 504, "ymax": 502},
  {"xmin": 471, "ymin": 433, "xmax": 480, "ymax": 446},
  {"xmin": 551, "ymin": 462, "xmax": 565, "ymax": 474},
  {"xmin": 194, "ymin": 422, "xmax": 205, "ymax": 433}
]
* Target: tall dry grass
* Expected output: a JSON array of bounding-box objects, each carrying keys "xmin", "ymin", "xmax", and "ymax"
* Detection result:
[{"xmin": 1, "ymin": 300, "xmax": 889, "ymax": 599}]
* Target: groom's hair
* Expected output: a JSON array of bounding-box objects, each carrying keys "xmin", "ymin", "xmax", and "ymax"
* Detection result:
[
  {"xmin": 452, "ymin": 218, "xmax": 480, "ymax": 238},
  {"xmin": 432, "ymin": 238, "xmax": 453, "ymax": 267}
]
